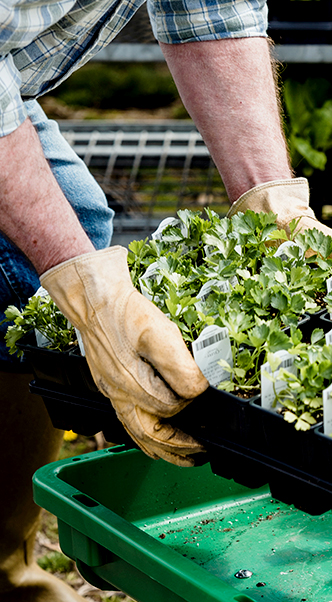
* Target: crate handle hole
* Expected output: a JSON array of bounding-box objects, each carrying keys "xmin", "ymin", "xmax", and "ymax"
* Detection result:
[
  {"xmin": 234, "ymin": 596, "xmax": 256, "ymax": 602},
  {"xmin": 72, "ymin": 458, "xmax": 81, "ymax": 462},
  {"xmin": 73, "ymin": 493, "xmax": 99, "ymax": 508}
]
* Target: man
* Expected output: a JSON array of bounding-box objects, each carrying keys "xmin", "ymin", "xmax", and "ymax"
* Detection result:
[{"xmin": 0, "ymin": 1, "xmax": 331, "ymax": 600}]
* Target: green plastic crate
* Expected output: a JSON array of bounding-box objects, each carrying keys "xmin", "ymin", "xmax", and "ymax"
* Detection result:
[{"xmin": 33, "ymin": 447, "xmax": 332, "ymax": 602}]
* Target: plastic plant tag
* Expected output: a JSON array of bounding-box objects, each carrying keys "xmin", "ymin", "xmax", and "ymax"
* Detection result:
[
  {"xmin": 261, "ymin": 350, "xmax": 297, "ymax": 411},
  {"xmin": 33, "ymin": 286, "xmax": 52, "ymax": 348},
  {"xmin": 151, "ymin": 217, "xmax": 188, "ymax": 241},
  {"xmin": 34, "ymin": 286, "xmax": 49, "ymax": 299},
  {"xmin": 192, "ymin": 325, "xmax": 232, "ymax": 387},
  {"xmin": 75, "ymin": 328, "xmax": 85, "ymax": 357},
  {"xmin": 327, "ymin": 277, "xmax": 332, "ymax": 320},
  {"xmin": 326, "ymin": 328, "xmax": 332, "ymax": 347},
  {"xmin": 139, "ymin": 262, "xmax": 161, "ymax": 301},
  {"xmin": 197, "ymin": 279, "xmax": 231, "ymax": 302},
  {"xmin": 323, "ymin": 382, "xmax": 332, "ymax": 435},
  {"xmin": 274, "ymin": 241, "xmax": 304, "ymax": 263}
]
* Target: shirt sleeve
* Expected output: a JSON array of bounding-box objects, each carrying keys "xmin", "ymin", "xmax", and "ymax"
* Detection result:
[
  {"xmin": 0, "ymin": 54, "xmax": 27, "ymax": 137},
  {"xmin": 146, "ymin": 0, "xmax": 268, "ymax": 44}
]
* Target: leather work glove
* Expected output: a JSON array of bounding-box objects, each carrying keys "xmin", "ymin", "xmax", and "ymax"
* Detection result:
[
  {"xmin": 227, "ymin": 177, "xmax": 332, "ymax": 240},
  {"xmin": 40, "ymin": 246, "xmax": 208, "ymax": 467}
]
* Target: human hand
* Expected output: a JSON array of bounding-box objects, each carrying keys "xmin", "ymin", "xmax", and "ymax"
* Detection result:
[{"xmin": 40, "ymin": 247, "xmax": 208, "ymax": 466}]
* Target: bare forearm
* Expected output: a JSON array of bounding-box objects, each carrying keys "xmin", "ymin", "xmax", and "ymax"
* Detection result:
[
  {"xmin": 160, "ymin": 38, "xmax": 292, "ymax": 202},
  {"xmin": 0, "ymin": 118, "xmax": 94, "ymax": 274}
]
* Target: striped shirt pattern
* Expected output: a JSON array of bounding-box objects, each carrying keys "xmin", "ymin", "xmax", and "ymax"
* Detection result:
[{"xmin": 0, "ymin": 0, "xmax": 268, "ymax": 136}]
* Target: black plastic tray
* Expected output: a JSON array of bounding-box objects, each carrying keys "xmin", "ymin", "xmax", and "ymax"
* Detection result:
[
  {"xmin": 20, "ymin": 314, "xmax": 332, "ymax": 515},
  {"xmin": 17, "ymin": 331, "xmax": 98, "ymax": 393},
  {"xmin": 29, "ymin": 380, "xmax": 135, "ymax": 448}
]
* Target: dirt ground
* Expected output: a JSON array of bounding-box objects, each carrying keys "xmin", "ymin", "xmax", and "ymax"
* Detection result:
[{"xmin": 34, "ymin": 433, "xmax": 135, "ymax": 602}]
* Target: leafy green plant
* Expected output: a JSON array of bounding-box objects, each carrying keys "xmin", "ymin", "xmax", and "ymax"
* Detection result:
[
  {"xmin": 127, "ymin": 210, "xmax": 332, "ymax": 406},
  {"xmin": 264, "ymin": 328, "xmax": 331, "ymax": 430},
  {"xmin": 0, "ymin": 295, "xmax": 76, "ymax": 356},
  {"xmin": 4, "ymin": 208, "xmax": 332, "ymax": 433}
]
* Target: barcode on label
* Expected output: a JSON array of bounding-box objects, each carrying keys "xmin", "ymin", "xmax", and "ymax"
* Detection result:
[
  {"xmin": 265, "ymin": 357, "xmax": 294, "ymax": 373},
  {"xmin": 194, "ymin": 330, "xmax": 227, "ymax": 351},
  {"xmin": 200, "ymin": 293, "xmax": 211, "ymax": 302}
]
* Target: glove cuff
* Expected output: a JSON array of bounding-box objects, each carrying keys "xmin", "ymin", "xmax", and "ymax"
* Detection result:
[
  {"xmin": 40, "ymin": 245, "xmax": 128, "ymax": 282},
  {"xmin": 227, "ymin": 177, "xmax": 310, "ymax": 224},
  {"xmin": 40, "ymin": 246, "xmax": 132, "ymax": 332}
]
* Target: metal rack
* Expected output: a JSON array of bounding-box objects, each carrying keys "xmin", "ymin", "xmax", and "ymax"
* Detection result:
[{"xmin": 60, "ymin": 121, "xmax": 228, "ymax": 243}]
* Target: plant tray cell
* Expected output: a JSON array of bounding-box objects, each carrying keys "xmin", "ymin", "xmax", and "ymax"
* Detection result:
[
  {"xmin": 16, "ymin": 331, "xmax": 99, "ymax": 393},
  {"xmin": 33, "ymin": 447, "xmax": 332, "ymax": 602},
  {"xmin": 29, "ymin": 381, "xmax": 135, "ymax": 447},
  {"xmin": 319, "ymin": 311, "xmax": 332, "ymax": 334}
]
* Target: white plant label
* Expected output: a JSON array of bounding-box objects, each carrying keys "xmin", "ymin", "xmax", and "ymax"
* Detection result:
[
  {"xmin": 261, "ymin": 350, "xmax": 297, "ymax": 411},
  {"xmin": 274, "ymin": 241, "xmax": 303, "ymax": 263},
  {"xmin": 151, "ymin": 217, "xmax": 188, "ymax": 241},
  {"xmin": 192, "ymin": 325, "xmax": 233, "ymax": 387},
  {"xmin": 326, "ymin": 328, "xmax": 332, "ymax": 347},
  {"xmin": 35, "ymin": 330, "xmax": 51, "ymax": 349},
  {"xmin": 75, "ymin": 328, "xmax": 85, "ymax": 357},
  {"xmin": 327, "ymin": 277, "xmax": 332, "ymax": 319},
  {"xmin": 323, "ymin": 383, "xmax": 332, "ymax": 435},
  {"xmin": 34, "ymin": 286, "xmax": 49, "ymax": 299},
  {"xmin": 139, "ymin": 262, "xmax": 161, "ymax": 301},
  {"xmin": 33, "ymin": 286, "xmax": 51, "ymax": 348},
  {"xmin": 197, "ymin": 279, "xmax": 230, "ymax": 302}
]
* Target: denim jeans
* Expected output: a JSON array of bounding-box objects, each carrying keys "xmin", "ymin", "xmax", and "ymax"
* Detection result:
[{"xmin": 0, "ymin": 100, "xmax": 114, "ymax": 369}]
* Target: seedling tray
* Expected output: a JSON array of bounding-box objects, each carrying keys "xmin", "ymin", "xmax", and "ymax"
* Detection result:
[
  {"xmin": 33, "ymin": 447, "xmax": 332, "ymax": 602},
  {"xmin": 29, "ymin": 380, "xmax": 136, "ymax": 447},
  {"xmin": 29, "ymin": 378, "xmax": 332, "ymax": 514},
  {"xmin": 16, "ymin": 331, "xmax": 98, "ymax": 393}
]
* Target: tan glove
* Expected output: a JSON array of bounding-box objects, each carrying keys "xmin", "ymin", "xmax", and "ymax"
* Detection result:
[
  {"xmin": 227, "ymin": 177, "xmax": 332, "ymax": 239},
  {"xmin": 40, "ymin": 246, "xmax": 208, "ymax": 467}
]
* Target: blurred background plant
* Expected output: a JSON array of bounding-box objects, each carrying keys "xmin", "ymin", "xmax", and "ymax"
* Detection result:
[{"xmin": 282, "ymin": 76, "xmax": 332, "ymax": 177}]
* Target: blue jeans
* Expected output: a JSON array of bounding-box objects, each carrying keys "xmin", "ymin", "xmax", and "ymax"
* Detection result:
[{"xmin": 0, "ymin": 100, "xmax": 114, "ymax": 370}]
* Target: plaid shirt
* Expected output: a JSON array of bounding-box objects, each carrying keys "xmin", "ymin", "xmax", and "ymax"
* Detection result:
[{"xmin": 0, "ymin": 0, "xmax": 267, "ymax": 136}]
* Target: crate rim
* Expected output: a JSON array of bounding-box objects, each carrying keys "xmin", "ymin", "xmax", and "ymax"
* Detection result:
[{"xmin": 32, "ymin": 447, "xmax": 258, "ymax": 602}]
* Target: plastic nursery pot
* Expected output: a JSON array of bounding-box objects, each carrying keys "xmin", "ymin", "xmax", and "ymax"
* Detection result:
[
  {"xmin": 29, "ymin": 380, "xmax": 136, "ymax": 447},
  {"xmin": 249, "ymin": 398, "xmax": 320, "ymax": 472},
  {"xmin": 175, "ymin": 388, "xmax": 268, "ymax": 490},
  {"xmin": 305, "ymin": 308, "xmax": 327, "ymax": 333},
  {"xmin": 16, "ymin": 330, "xmax": 72, "ymax": 387},
  {"xmin": 248, "ymin": 399, "xmax": 332, "ymax": 514},
  {"xmin": 174, "ymin": 386, "xmax": 261, "ymax": 447},
  {"xmin": 311, "ymin": 426, "xmax": 332, "ymax": 484},
  {"xmin": 281, "ymin": 313, "xmax": 311, "ymax": 341},
  {"xmin": 67, "ymin": 347, "xmax": 99, "ymax": 394},
  {"xmin": 319, "ymin": 311, "xmax": 332, "ymax": 334},
  {"xmin": 16, "ymin": 330, "xmax": 100, "ymax": 394}
]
